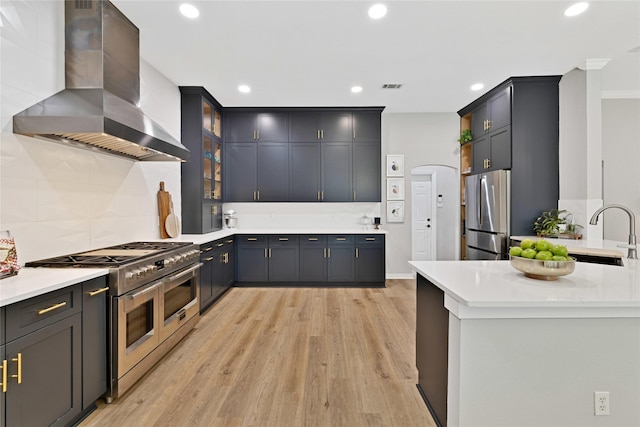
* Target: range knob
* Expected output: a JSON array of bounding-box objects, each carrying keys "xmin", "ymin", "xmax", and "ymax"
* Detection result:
[{"xmin": 125, "ymin": 271, "xmax": 136, "ymax": 280}]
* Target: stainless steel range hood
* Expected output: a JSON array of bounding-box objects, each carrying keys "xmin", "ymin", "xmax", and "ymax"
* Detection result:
[{"xmin": 12, "ymin": 0, "xmax": 190, "ymax": 162}]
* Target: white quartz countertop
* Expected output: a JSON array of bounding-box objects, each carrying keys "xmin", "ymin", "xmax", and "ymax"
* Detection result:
[
  {"xmin": 0, "ymin": 268, "xmax": 108, "ymax": 307},
  {"xmin": 409, "ymin": 258, "xmax": 640, "ymax": 318},
  {"xmin": 510, "ymin": 236, "xmax": 626, "ymax": 258},
  {"xmin": 181, "ymin": 227, "xmax": 387, "ymax": 245}
]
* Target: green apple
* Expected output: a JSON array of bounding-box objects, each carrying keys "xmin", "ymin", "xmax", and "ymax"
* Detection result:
[
  {"xmin": 520, "ymin": 239, "xmax": 535, "ymax": 250},
  {"xmin": 552, "ymin": 255, "xmax": 568, "ymax": 261},
  {"xmin": 521, "ymin": 248, "xmax": 537, "ymax": 259},
  {"xmin": 535, "ymin": 239, "xmax": 551, "ymax": 252},
  {"xmin": 509, "ymin": 246, "xmax": 523, "ymax": 257},
  {"xmin": 551, "ymin": 244, "xmax": 569, "ymax": 257},
  {"xmin": 535, "ymin": 250, "xmax": 553, "ymax": 261}
]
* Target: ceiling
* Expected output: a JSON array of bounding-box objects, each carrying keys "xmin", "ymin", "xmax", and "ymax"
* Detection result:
[{"xmin": 112, "ymin": 1, "xmax": 640, "ymax": 113}]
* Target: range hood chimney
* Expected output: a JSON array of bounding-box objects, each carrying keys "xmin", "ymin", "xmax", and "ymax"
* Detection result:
[{"xmin": 13, "ymin": 0, "xmax": 190, "ymax": 162}]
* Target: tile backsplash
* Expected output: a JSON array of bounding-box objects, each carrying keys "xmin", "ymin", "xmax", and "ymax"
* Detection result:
[{"xmin": 0, "ymin": 0, "xmax": 181, "ymax": 264}]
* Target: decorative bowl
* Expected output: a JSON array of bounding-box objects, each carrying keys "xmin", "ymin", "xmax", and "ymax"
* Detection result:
[{"xmin": 509, "ymin": 255, "xmax": 576, "ymax": 281}]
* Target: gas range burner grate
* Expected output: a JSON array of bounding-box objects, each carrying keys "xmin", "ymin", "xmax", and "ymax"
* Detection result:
[{"xmin": 25, "ymin": 241, "xmax": 194, "ymax": 268}]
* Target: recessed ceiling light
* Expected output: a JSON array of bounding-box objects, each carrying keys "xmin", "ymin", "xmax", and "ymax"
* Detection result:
[
  {"xmin": 238, "ymin": 85, "xmax": 251, "ymax": 94},
  {"xmin": 351, "ymin": 86, "xmax": 363, "ymax": 93},
  {"xmin": 564, "ymin": 2, "xmax": 589, "ymax": 17},
  {"xmin": 368, "ymin": 4, "xmax": 387, "ymax": 19},
  {"xmin": 179, "ymin": 4, "xmax": 199, "ymax": 19},
  {"xmin": 471, "ymin": 83, "xmax": 484, "ymax": 91}
]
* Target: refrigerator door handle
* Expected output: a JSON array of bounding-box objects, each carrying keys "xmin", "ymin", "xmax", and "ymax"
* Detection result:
[{"xmin": 479, "ymin": 175, "xmax": 484, "ymax": 226}]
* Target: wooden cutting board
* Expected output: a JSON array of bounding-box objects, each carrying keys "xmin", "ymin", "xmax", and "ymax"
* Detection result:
[{"xmin": 157, "ymin": 182, "xmax": 172, "ymax": 238}]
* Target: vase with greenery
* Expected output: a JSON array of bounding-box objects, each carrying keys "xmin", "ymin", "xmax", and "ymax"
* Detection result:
[
  {"xmin": 458, "ymin": 129, "xmax": 472, "ymax": 144},
  {"xmin": 533, "ymin": 209, "xmax": 568, "ymax": 236}
]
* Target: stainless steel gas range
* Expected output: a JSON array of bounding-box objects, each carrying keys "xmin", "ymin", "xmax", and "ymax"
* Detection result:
[{"xmin": 26, "ymin": 241, "xmax": 202, "ymax": 401}]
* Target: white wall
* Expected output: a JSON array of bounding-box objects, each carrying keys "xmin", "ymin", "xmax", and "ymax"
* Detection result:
[
  {"xmin": 0, "ymin": 0, "xmax": 181, "ymax": 264},
  {"xmin": 601, "ymin": 98, "xmax": 640, "ymax": 242},
  {"xmin": 382, "ymin": 113, "xmax": 460, "ymax": 277}
]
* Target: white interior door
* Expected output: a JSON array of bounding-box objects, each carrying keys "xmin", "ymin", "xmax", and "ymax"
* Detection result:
[{"xmin": 412, "ymin": 175, "xmax": 434, "ymax": 261}]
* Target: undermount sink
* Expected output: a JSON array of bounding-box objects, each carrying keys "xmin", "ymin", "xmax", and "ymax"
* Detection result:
[{"xmin": 571, "ymin": 253, "xmax": 624, "ymax": 266}]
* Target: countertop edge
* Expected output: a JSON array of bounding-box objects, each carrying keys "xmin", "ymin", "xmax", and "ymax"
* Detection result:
[{"xmin": 0, "ymin": 268, "xmax": 109, "ymax": 307}]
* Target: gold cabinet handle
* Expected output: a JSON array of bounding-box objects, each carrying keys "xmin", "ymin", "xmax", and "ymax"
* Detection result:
[
  {"xmin": 223, "ymin": 253, "xmax": 229, "ymax": 263},
  {"xmin": 279, "ymin": 238, "xmax": 289, "ymax": 241},
  {"xmin": 317, "ymin": 129, "xmax": 320, "ymax": 140},
  {"xmin": 256, "ymin": 130, "xmax": 260, "ymax": 140},
  {"xmin": 247, "ymin": 237, "xmax": 258, "ymax": 241},
  {"xmin": 38, "ymin": 301, "xmax": 67, "ymax": 315},
  {"xmin": 353, "ymin": 190, "xmax": 356, "ymax": 200},
  {"xmin": 204, "ymin": 257, "xmax": 214, "ymax": 262},
  {"xmin": 268, "ymin": 248, "xmax": 272, "ymax": 258},
  {"xmin": 486, "ymin": 158, "xmax": 491, "ymax": 169},
  {"xmin": 356, "ymin": 248, "xmax": 359, "ymax": 258},
  {"xmin": 88, "ymin": 287, "xmax": 109, "ymax": 297},
  {"xmin": 320, "ymin": 129, "xmax": 324, "ymax": 139},
  {"xmin": 353, "ymin": 128, "xmax": 356, "ymax": 139},
  {"xmin": 217, "ymin": 243, "xmax": 224, "ymax": 247},
  {"xmin": 317, "ymin": 190, "xmax": 321, "ymax": 200},
  {"xmin": 264, "ymin": 248, "xmax": 268, "ymax": 258},
  {"xmin": 11, "ymin": 353, "xmax": 21, "ymax": 384},
  {"xmin": 226, "ymin": 240, "xmax": 233, "ymax": 244},
  {"xmin": 327, "ymin": 248, "xmax": 331, "ymax": 258},
  {"xmin": 1, "ymin": 359, "xmax": 7, "ymax": 393},
  {"xmin": 323, "ymin": 248, "xmax": 327, "ymax": 257},
  {"xmin": 336, "ymin": 237, "xmax": 347, "ymax": 241},
  {"xmin": 321, "ymin": 191, "xmax": 324, "ymax": 200},
  {"xmin": 366, "ymin": 237, "xmax": 376, "ymax": 241},
  {"xmin": 203, "ymin": 247, "xmax": 213, "ymax": 252},
  {"xmin": 308, "ymin": 238, "xmax": 318, "ymax": 241}
]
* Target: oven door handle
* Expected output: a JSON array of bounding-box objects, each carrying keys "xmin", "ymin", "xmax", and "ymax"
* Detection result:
[
  {"xmin": 128, "ymin": 282, "xmax": 162, "ymax": 301},
  {"xmin": 165, "ymin": 263, "xmax": 203, "ymax": 283}
]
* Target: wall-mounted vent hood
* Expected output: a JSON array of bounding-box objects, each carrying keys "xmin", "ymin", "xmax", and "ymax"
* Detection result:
[{"xmin": 13, "ymin": 0, "xmax": 190, "ymax": 162}]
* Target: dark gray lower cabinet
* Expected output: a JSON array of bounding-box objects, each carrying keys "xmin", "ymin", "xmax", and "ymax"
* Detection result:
[
  {"xmin": 1, "ymin": 277, "xmax": 108, "ymax": 427},
  {"xmin": 82, "ymin": 278, "xmax": 108, "ymax": 411},
  {"xmin": 200, "ymin": 238, "xmax": 234, "ymax": 312},
  {"xmin": 268, "ymin": 236, "xmax": 299, "ymax": 282},
  {"xmin": 299, "ymin": 235, "xmax": 328, "ymax": 282},
  {"xmin": 355, "ymin": 235, "xmax": 385, "ymax": 284},
  {"xmin": 235, "ymin": 234, "xmax": 385, "ymax": 286},
  {"xmin": 327, "ymin": 235, "xmax": 355, "ymax": 282}
]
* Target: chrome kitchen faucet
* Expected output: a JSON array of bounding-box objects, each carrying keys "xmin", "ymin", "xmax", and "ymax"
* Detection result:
[{"xmin": 589, "ymin": 204, "xmax": 638, "ymax": 259}]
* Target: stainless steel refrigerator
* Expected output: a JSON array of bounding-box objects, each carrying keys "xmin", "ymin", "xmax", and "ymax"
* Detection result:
[{"xmin": 465, "ymin": 170, "xmax": 510, "ymax": 260}]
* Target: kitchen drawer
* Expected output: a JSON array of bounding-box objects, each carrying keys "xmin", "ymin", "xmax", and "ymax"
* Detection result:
[
  {"xmin": 268, "ymin": 235, "xmax": 299, "ymax": 245},
  {"xmin": 236, "ymin": 235, "xmax": 268, "ymax": 245},
  {"xmin": 299, "ymin": 235, "xmax": 327, "ymax": 246},
  {"xmin": 328, "ymin": 235, "xmax": 354, "ymax": 245},
  {"xmin": 356, "ymin": 235, "xmax": 385, "ymax": 245},
  {"xmin": 5, "ymin": 284, "xmax": 82, "ymax": 342}
]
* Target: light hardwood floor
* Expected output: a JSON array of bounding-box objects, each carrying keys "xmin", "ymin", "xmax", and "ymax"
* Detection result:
[{"xmin": 81, "ymin": 279, "xmax": 436, "ymax": 427}]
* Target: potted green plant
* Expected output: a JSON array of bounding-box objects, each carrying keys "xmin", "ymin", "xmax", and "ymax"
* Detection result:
[
  {"xmin": 533, "ymin": 209, "xmax": 568, "ymax": 236},
  {"xmin": 458, "ymin": 129, "xmax": 472, "ymax": 144}
]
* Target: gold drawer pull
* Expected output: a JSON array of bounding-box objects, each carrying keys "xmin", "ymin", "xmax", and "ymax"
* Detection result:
[
  {"xmin": 308, "ymin": 238, "xmax": 318, "ymax": 241},
  {"xmin": 38, "ymin": 301, "xmax": 67, "ymax": 315},
  {"xmin": 226, "ymin": 240, "xmax": 233, "ymax": 244},
  {"xmin": 217, "ymin": 243, "xmax": 224, "ymax": 247},
  {"xmin": 366, "ymin": 237, "xmax": 376, "ymax": 241},
  {"xmin": 11, "ymin": 354, "xmax": 21, "ymax": 384},
  {"xmin": 88, "ymin": 287, "xmax": 109, "ymax": 297},
  {"xmin": 247, "ymin": 237, "xmax": 258, "ymax": 241},
  {"xmin": 279, "ymin": 238, "xmax": 289, "ymax": 241},
  {"xmin": 204, "ymin": 257, "xmax": 214, "ymax": 262},
  {"xmin": 203, "ymin": 247, "xmax": 213, "ymax": 252},
  {"xmin": 336, "ymin": 237, "xmax": 346, "ymax": 241},
  {"xmin": 1, "ymin": 359, "xmax": 7, "ymax": 393}
]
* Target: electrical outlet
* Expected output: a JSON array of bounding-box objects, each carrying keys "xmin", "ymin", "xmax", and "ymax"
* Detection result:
[{"xmin": 594, "ymin": 391, "xmax": 610, "ymax": 416}]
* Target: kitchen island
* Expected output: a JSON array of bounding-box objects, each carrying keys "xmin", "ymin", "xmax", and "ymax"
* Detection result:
[{"xmin": 409, "ymin": 257, "xmax": 640, "ymax": 427}]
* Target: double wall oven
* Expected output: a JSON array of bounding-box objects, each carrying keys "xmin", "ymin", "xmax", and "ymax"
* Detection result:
[{"xmin": 27, "ymin": 241, "xmax": 202, "ymax": 401}]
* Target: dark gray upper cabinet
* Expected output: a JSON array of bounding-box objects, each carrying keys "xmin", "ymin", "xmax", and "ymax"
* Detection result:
[
  {"xmin": 458, "ymin": 75, "xmax": 561, "ymax": 237},
  {"xmin": 353, "ymin": 141, "xmax": 381, "ymax": 202},
  {"xmin": 353, "ymin": 111, "xmax": 381, "ymax": 142},
  {"xmin": 225, "ymin": 112, "xmax": 289, "ymax": 143},
  {"xmin": 257, "ymin": 143, "xmax": 289, "ymax": 201},
  {"xmin": 179, "ymin": 86, "xmax": 223, "ymax": 234},
  {"xmin": 322, "ymin": 142, "xmax": 353, "ymax": 202},
  {"xmin": 289, "ymin": 111, "xmax": 352, "ymax": 142},
  {"xmin": 224, "ymin": 107, "xmax": 383, "ymax": 203},
  {"xmin": 225, "ymin": 143, "xmax": 257, "ymax": 202},
  {"xmin": 290, "ymin": 142, "xmax": 321, "ymax": 201}
]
